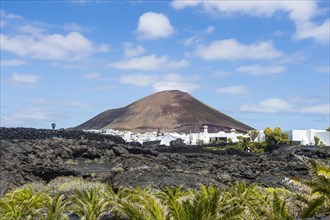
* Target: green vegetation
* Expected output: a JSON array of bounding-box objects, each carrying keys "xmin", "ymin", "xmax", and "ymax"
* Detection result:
[
  {"xmin": 264, "ymin": 127, "xmax": 290, "ymax": 145},
  {"xmin": 212, "ymin": 127, "xmax": 288, "ymax": 153},
  {"xmin": 237, "ymin": 136, "xmax": 250, "ymax": 150},
  {"xmin": 313, "ymin": 136, "xmax": 325, "ymax": 147},
  {"xmin": 314, "ymin": 136, "xmax": 320, "ymax": 146},
  {"xmin": 220, "ymin": 136, "xmax": 266, "ymax": 153},
  {"xmin": 326, "ymin": 127, "xmax": 330, "ymax": 132},
  {"xmin": 196, "ymin": 139, "xmax": 204, "ymax": 145},
  {"xmin": 247, "ymin": 130, "xmax": 259, "ymax": 142},
  {"xmin": 288, "ymin": 160, "xmax": 330, "ymax": 218},
  {"xmin": 1, "ymin": 160, "xmax": 329, "ymax": 220}
]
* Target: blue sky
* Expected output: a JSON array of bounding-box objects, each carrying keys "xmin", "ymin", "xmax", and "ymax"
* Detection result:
[{"xmin": 1, "ymin": 0, "xmax": 329, "ymax": 131}]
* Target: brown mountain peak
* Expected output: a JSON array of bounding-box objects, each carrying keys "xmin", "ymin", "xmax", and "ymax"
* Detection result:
[{"xmin": 76, "ymin": 90, "xmax": 253, "ymax": 133}]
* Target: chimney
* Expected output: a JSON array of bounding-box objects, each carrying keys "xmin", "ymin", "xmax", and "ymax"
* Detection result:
[{"xmin": 204, "ymin": 125, "xmax": 208, "ymax": 134}]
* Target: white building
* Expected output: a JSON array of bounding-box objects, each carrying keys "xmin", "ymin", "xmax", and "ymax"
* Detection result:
[
  {"xmin": 84, "ymin": 127, "xmax": 329, "ymax": 147},
  {"xmin": 160, "ymin": 134, "xmax": 177, "ymax": 146},
  {"xmin": 180, "ymin": 125, "xmax": 249, "ymax": 145},
  {"xmin": 286, "ymin": 129, "xmax": 330, "ymax": 146},
  {"xmin": 256, "ymin": 129, "xmax": 330, "ymax": 146}
]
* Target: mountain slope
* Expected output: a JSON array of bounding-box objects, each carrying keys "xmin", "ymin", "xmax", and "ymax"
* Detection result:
[{"xmin": 76, "ymin": 90, "xmax": 254, "ymax": 133}]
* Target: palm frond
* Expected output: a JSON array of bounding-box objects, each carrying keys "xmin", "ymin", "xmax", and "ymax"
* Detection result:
[
  {"xmin": 44, "ymin": 193, "xmax": 68, "ymax": 220},
  {"xmin": 272, "ymin": 192, "xmax": 292, "ymax": 220},
  {"xmin": 117, "ymin": 199, "xmax": 150, "ymax": 220},
  {"xmin": 300, "ymin": 196, "xmax": 325, "ymax": 218},
  {"xmin": 71, "ymin": 187, "xmax": 109, "ymax": 220}
]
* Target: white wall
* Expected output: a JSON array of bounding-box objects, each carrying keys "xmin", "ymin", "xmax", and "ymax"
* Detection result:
[
  {"xmin": 160, "ymin": 135, "xmax": 177, "ymax": 146},
  {"xmin": 314, "ymin": 131, "xmax": 330, "ymax": 146},
  {"xmin": 285, "ymin": 130, "xmax": 330, "ymax": 146},
  {"xmin": 291, "ymin": 130, "xmax": 310, "ymax": 145}
]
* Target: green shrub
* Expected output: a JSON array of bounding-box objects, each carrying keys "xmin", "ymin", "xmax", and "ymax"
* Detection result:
[
  {"xmin": 314, "ymin": 136, "xmax": 320, "ymax": 146},
  {"xmin": 1, "ymin": 160, "xmax": 329, "ymax": 219},
  {"xmin": 264, "ymin": 127, "xmax": 289, "ymax": 145}
]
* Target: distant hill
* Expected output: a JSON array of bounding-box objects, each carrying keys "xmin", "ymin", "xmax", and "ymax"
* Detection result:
[{"xmin": 76, "ymin": 90, "xmax": 254, "ymax": 133}]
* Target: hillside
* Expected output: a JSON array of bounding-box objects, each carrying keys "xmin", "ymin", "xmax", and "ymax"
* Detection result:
[{"xmin": 76, "ymin": 90, "xmax": 253, "ymax": 133}]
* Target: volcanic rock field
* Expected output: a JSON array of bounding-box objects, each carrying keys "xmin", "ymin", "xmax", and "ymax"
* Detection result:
[{"xmin": 1, "ymin": 127, "xmax": 330, "ymax": 197}]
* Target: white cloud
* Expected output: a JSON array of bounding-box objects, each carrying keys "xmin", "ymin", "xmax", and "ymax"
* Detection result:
[
  {"xmin": 183, "ymin": 36, "xmax": 200, "ymax": 47},
  {"xmin": 295, "ymin": 20, "xmax": 330, "ymax": 44},
  {"xmin": 0, "ymin": 32, "xmax": 109, "ymax": 61},
  {"xmin": 0, "ymin": 59, "xmax": 28, "ymax": 66},
  {"xmin": 153, "ymin": 81, "xmax": 199, "ymax": 93},
  {"xmin": 30, "ymin": 98, "xmax": 91, "ymax": 109},
  {"xmin": 164, "ymin": 73, "xmax": 183, "ymax": 81},
  {"xmin": 182, "ymin": 25, "xmax": 215, "ymax": 47},
  {"xmin": 273, "ymin": 30, "xmax": 286, "ymax": 37},
  {"xmin": 316, "ymin": 66, "xmax": 330, "ymax": 73},
  {"xmin": 240, "ymin": 97, "xmax": 329, "ymax": 115},
  {"xmin": 0, "ymin": 9, "xmax": 23, "ymax": 27},
  {"xmin": 275, "ymin": 52, "xmax": 307, "ymax": 65},
  {"xmin": 204, "ymin": 25, "xmax": 215, "ymax": 34},
  {"xmin": 29, "ymin": 98, "xmax": 56, "ymax": 105},
  {"xmin": 120, "ymin": 72, "xmax": 199, "ymax": 92},
  {"xmin": 82, "ymin": 72, "xmax": 101, "ymax": 79},
  {"xmin": 4, "ymin": 108, "xmax": 54, "ymax": 121},
  {"xmin": 295, "ymin": 104, "xmax": 330, "ymax": 115},
  {"xmin": 63, "ymin": 23, "xmax": 92, "ymax": 32},
  {"xmin": 216, "ymin": 85, "xmax": 249, "ymax": 95},
  {"xmin": 124, "ymin": 43, "xmax": 145, "ymax": 57},
  {"xmin": 69, "ymin": 0, "xmax": 106, "ymax": 4},
  {"xmin": 136, "ymin": 12, "xmax": 174, "ymax": 40},
  {"xmin": 18, "ymin": 24, "xmax": 46, "ymax": 36},
  {"xmin": 171, "ymin": 1, "xmax": 316, "ymax": 20},
  {"xmin": 236, "ymin": 65, "xmax": 286, "ymax": 75},
  {"xmin": 195, "ymin": 39, "xmax": 283, "ymax": 60},
  {"xmin": 0, "ymin": 9, "xmax": 23, "ymax": 20},
  {"xmin": 1, "ymin": 108, "xmax": 69, "ymax": 127},
  {"xmin": 10, "ymin": 73, "xmax": 40, "ymax": 85},
  {"xmin": 109, "ymin": 54, "xmax": 188, "ymax": 70},
  {"xmin": 120, "ymin": 73, "xmax": 157, "ymax": 86},
  {"xmin": 0, "ymin": 10, "xmax": 109, "ymax": 61},
  {"xmin": 69, "ymin": 0, "xmax": 89, "ymax": 4},
  {"xmin": 212, "ymin": 70, "xmax": 230, "ymax": 77},
  {"xmin": 171, "ymin": 0, "xmax": 328, "ymax": 43},
  {"xmin": 241, "ymin": 98, "xmax": 293, "ymax": 113}
]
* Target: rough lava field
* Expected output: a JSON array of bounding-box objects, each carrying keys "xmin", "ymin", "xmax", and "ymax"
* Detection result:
[{"xmin": 1, "ymin": 127, "xmax": 329, "ymax": 197}]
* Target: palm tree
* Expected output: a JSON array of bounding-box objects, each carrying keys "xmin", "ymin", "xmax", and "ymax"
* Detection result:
[
  {"xmin": 270, "ymin": 192, "xmax": 292, "ymax": 220},
  {"xmin": 130, "ymin": 186, "xmax": 166, "ymax": 220},
  {"xmin": 220, "ymin": 181, "xmax": 262, "ymax": 219},
  {"xmin": 70, "ymin": 187, "xmax": 109, "ymax": 220},
  {"xmin": 289, "ymin": 160, "xmax": 330, "ymax": 218},
  {"xmin": 180, "ymin": 185, "xmax": 222, "ymax": 220},
  {"xmin": 157, "ymin": 185, "xmax": 187, "ymax": 220},
  {"xmin": 102, "ymin": 186, "xmax": 126, "ymax": 219},
  {"xmin": 248, "ymin": 130, "xmax": 259, "ymax": 142},
  {"xmin": 110, "ymin": 186, "xmax": 166, "ymax": 220},
  {"xmin": 43, "ymin": 193, "xmax": 68, "ymax": 220},
  {"xmin": 236, "ymin": 136, "xmax": 251, "ymax": 152},
  {"xmin": 0, "ymin": 185, "xmax": 47, "ymax": 219}
]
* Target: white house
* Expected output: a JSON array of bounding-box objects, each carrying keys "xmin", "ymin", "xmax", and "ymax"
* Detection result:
[
  {"xmin": 183, "ymin": 126, "xmax": 249, "ymax": 145},
  {"xmin": 159, "ymin": 134, "xmax": 176, "ymax": 146},
  {"xmin": 286, "ymin": 129, "xmax": 330, "ymax": 146},
  {"xmin": 85, "ymin": 127, "xmax": 330, "ymax": 147},
  {"xmin": 256, "ymin": 129, "xmax": 330, "ymax": 146}
]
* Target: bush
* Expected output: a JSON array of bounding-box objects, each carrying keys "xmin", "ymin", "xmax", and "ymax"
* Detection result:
[
  {"xmin": 314, "ymin": 136, "xmax": 320, "ymax": 146},
  {"xmin": 264, "ymin": 127, "xmax": 289, "ymax": 146},
  {"xmin": 1, "ymin": 160, "xmax": 329, "ymax": 219}
]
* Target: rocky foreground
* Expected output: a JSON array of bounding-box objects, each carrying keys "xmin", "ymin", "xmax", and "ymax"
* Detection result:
[{"xmin": 1, "ymin": 127, "xmax": 330, "ymax": 197}]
